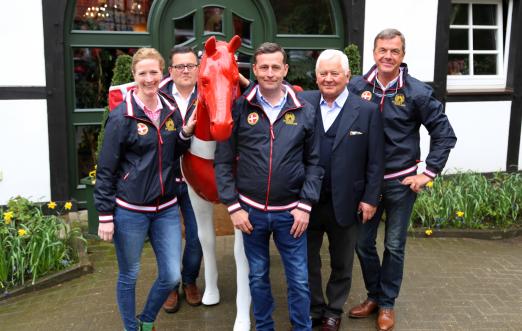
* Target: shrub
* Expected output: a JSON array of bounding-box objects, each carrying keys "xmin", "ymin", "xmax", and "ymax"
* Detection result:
[
  {"xmin": 344, "ymin": 43, "xmax": 361, "ymax": 76},
  {"xmin": 0, "ymin": 197, "xmax": 85, "ymax": 290},
  {"xmin": 411, "ymin": 172, "xmax": 522, "ymax": 230}
]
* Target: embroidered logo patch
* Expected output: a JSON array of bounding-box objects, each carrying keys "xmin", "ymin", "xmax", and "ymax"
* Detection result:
[
  {"xmin": 393, "ymin": 93, "xmax": 406, "ymax": 106},
  {"xmin": 361, "ymin": 91, "xmax": 372, "ymax": 101},
  {"xmin": 165, "ymin": 118, "xmax": 176, "ymax": 131},
  {"xmin": 247, "ymin": 112, "xmax": 259, "ymax": 125},
  {"xmin": 283, "ymin": 112, "xmax": 297, "ymax": 125},
  {"xmin": 137, "ymin": 122, "xmax": 148, "ymax": 136}
]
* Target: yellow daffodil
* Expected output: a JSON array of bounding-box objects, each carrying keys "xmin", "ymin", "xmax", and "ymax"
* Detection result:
[
  {"xmin": 18, "ymin": 228, "xmax": 27, "ymax": 237},
  {"xmin": 426, "ymin": 181, "xmax": 433, "ymax": 188},
  {"xmin": 425, "ymin": 228, "xmax": 433, "ymax": 236},
  {"xmin": 3, "ymin": 211, "xmax": 13, "ymax": 223},
  {"xmin": 48, "ymin": 201, "xmax": 57, "ymax": 209},
  {"xmin": 456, "ymin": 211, "xmax": 464, "ymax": 218},
  {"xmin": 64, "ymin": 201, "xmax": 73, "ymax": 210}
]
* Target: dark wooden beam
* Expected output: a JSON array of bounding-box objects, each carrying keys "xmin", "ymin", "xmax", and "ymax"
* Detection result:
[
  {"xmin": 42, "ymin": 0, "xmax": 69, "ymax": 200},
  {"xmin": 506, "ymin": 0, "xmax": 522, "ymax": 171}
]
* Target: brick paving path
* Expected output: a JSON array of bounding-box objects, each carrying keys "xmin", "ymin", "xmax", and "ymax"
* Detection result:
[{"xmin": 1, "ymin": 230, "xmax": 521, "ymax": 331}]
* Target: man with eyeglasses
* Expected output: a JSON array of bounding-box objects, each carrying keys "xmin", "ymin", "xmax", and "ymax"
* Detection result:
[
  {"xmin": 299, "ymin": 49, "xmax": 384, "ymax": 331},
  {"xmin": 347, "ymin": 29, "xmax": 457, "ymax": 331},
  {"xmin": 215, "ymin": 42, "xmax": 323, "ymax": 331},
  {"xmin": 159, "ymin": 45, "xmax": 203, "ymax": 313}
]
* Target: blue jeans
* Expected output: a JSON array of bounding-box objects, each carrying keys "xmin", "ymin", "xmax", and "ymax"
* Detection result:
[
  {"xmin": 242, "ymin": 205, "xmax": 311, "ymax": 331},
  {"xmin": 176, "ymin": 182, "xmax": 203, "ymax": 285},
  {"xmin": 355, "ymin": 178, "xmax": 417, "ymax": 308},
  {"xmin": 113, "ymin": 206, "xmax": 182, "ymax": 331}
]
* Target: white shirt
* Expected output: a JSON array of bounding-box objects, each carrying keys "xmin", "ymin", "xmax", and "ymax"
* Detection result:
[
  {"xmin": 256, "ymin": 87, "xmax": 288, "ymax": 124},
  {"xmin": 320, "ymin": 87, "xmax": 348, "ymax": 132},
  {"xmin": 172, "ymin": 84, "xmax": 195, "ymax": 119}
]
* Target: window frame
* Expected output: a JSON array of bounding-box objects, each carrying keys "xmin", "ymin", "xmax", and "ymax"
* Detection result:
[{"xmin": 447, "ymin": 0, "xmax": 513, "ymax": 91}]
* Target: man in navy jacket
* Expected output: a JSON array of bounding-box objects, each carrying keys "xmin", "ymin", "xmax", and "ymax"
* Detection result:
[
  {"xmin": 300, "ymin": 49, "xmax": 384, "ymax": 331},
  {"xmin": 348, "ymin": 29, "xmax": 456, "ymax": 331}
]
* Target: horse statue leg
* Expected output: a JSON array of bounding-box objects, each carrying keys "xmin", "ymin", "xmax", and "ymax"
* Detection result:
[
  {"xmin": 233, "ymin": 228, "xmax": 251, "ymax": 331},
  {"xmin": 187, "ymin": 183, "xmax": 220, "ymax": 305}
]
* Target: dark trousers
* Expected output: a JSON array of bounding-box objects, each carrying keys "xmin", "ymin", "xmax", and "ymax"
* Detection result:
[
  {"xmin": 307, "ymin": 198, "xmax": 358, "ymax": 319},
  {"xmin": 355, "ymin": 178, "xmax": 417, "ymax": 308}
]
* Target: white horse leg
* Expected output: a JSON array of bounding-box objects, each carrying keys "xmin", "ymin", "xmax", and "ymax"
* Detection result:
[
  {"xmin": 233, "ymin": 229, "xmax": 251, "ymax": 331},
  {"xmin": 187, "ymin": 184, "xmax": 220, "ymax": 305}
]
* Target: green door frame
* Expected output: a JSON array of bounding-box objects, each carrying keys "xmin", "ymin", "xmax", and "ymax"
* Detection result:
[{"xmin": 63, "ymin": 0, "xmax": 345, "ymax": 202}]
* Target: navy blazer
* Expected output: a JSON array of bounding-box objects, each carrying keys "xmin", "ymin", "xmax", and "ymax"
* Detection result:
[{"xmin": 299, "ymin": 90, "xmax": 384, "ymax": 227}]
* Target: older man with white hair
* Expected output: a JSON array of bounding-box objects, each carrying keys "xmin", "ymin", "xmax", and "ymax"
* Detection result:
[{"xmin": 299, "ymin": 49, "xmax": 384, "ymax": 331}]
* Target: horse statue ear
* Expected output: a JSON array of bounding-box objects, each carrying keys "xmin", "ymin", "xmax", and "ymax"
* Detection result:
[
  {"xmin": 228, "ymin": 35, "xmax": 241, "ymax": 53},
  {"xmin": 205, "ymin": 36, "xmax": 217, "ymax": 56}
]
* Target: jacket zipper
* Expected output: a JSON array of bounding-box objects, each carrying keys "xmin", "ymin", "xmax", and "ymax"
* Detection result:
[
  {"xmin": 247, "ymin": 99, "xmax": 300, "ymax": 210},
  {"xmin": 127, "ymin": 110, "xmax": 175, "ymax": 198}
]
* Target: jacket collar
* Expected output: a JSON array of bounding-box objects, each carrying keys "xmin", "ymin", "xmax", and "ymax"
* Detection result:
[
  {"xmin": 364, "ymin": 63, "xmax": 408, "ymax": 90},
  {"xmin": 245, "ymin": 83, "xmax": 302, "ymax": 110}
]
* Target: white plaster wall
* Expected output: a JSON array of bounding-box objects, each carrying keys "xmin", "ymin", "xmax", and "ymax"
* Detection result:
[
  {"xmin": 0, "ymin": 1, "xmax": 46, "ymax": 86},
  {"xmin": 419, "ymin": 101, "xmax": 512, "ymax": 173},
  {"xmin": 363, "ymin": 0, "xmax": 438, "ymax": 82},
  {"xmin": 0, "ymin": 100, "xmax": 51, "ymax": 204}
]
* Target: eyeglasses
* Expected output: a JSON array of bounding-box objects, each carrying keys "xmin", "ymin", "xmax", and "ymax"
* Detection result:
[{"xmin": 171, "ymin": 63, "xmax": 198, "ymax": 72}]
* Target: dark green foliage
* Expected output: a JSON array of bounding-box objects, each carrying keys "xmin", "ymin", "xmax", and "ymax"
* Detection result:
[
  {"xmin": 411, "ymin": 172, "xmax": 522, "ymax": 230},
  {"xmin": 95, "ymin": 54, "xmax": 133, "ymax": 162},
  {"xmin": 344, "ymin": 44, "xmax": 361, "ymax": 76}
]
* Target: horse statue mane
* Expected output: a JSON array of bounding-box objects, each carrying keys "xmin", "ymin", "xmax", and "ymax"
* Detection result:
[
  {"xmin": 181, "ymin": 35, "xmax": 252, "ymax": 331},
  {"xmin": 181, "ymin": 35, "xmax": 241, "ymax": 202}
]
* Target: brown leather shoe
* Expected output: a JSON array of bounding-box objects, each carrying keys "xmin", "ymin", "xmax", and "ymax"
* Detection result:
[
  {"xmin": 183, "ymin": 283, "xmax": 202, "ymax": 306},
  {"xmin": 348, "ymin": 299, "xmax": 378, "ymax": 318},
  {"xmin": 320, "ymin": 317, "xmax": 341, "ymax": 331},
  {"xmin": 163, "ymin": 290, "xmax": 180, "ymax": 313},
  {"xmin": 377, "ymin": 308, "xmax": 395, "ymax": 331}
]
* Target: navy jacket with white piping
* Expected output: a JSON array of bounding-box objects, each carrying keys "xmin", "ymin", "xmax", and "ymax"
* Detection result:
[
  {"xmin": 158, "ymin": 76, "xmax": 198, "ymax": 181},
  {"xmin": 94, "ymin": 90, "xmax": 190, "ymax": 222},
  {"xmin": 214, "ymin": 83, "xmax": 323, "ymax": 214},
  {"xmin": 348, "ymin": 64, "xmax": 456, "ymax": 179}
]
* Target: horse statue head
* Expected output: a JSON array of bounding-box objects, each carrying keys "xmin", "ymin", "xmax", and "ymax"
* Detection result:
[{"xmin": 195, "ymin": 35, "xmax": 242, "ymax": 142}]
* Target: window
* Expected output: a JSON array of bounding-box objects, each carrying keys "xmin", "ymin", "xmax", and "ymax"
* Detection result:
[
  {"xmin": 74, "ymin": 0, "xmax": 153, "ymax": 31},
  {"xmin": 447, "ymin": 0, "xmax": 513, "ymax": 90}
]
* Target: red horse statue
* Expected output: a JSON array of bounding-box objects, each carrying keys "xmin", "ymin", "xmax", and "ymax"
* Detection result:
[{"xmin": 182, "ymin": 35, "xmax": 251, "ymax": 331}]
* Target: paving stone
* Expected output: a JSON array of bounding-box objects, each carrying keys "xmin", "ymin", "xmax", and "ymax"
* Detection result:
[{"xmin": 1, "ymin": 231, "xmax": 522, "ymax": 330}]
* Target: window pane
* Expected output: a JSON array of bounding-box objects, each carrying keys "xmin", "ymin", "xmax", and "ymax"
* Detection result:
[
  {"xmin": 175, "ymin": 12, "xmax": 195, "ymax": 45},
  {"xmin": 286, "ymin": 50, "xmax": 322, "ymax": 90},
  {"xmin": 448, "ymin": 54, "xmax": 469, "ymax": 75},
  {"xmin": 237, "ymin": 52, "xmax": 252, "ymax": 79},
  {"xmin": 73, "ymin": 0, "xmax": 153, "ymax": 31},
  {"xmin": 472, "ymin": 4, "xmax": 496, "ymax": 25},
  {"xmin": 76, "ymin": 125, "xmax": 101, "ymax": 182},
  {"xmin": 473, "ymin": 29, "xmax": 497, "ymax": 50},
  {"xmin": 474, "ymin": 54, "xmax": 497, "ymax": 74},
  {"xmin": 449, "ymin": 29, "xmax": 469, "ymax": 50},
  {"xmin": 233, "ymin": 14, "xmax": 252, "ymax": 47},
  {"xmin": 73, "ymin": 47, "xmax": 136, "ymax": 109},
  {"xmin": 269, "ymin": 0, "xmax": 334, "ymax": 34},
  {"xmin": 450, "ymin": 4, "xmax": 468, "ymax": 25},
  {"xmin": 204, "ymin": 7, "xmax": 224, "ymax": 33}
]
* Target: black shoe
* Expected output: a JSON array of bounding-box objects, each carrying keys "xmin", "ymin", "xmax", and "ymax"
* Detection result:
[{"xmin": 311, "ymin": 316, "xmax": 323, "ymax": 328}]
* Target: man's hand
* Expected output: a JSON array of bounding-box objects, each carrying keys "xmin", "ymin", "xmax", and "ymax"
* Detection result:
[
  {"xmin": 182, "ymin": 111, "xmax": 197, "ymax": 137},
  {"xmin": 358, "ymin": 201, "xmax": 377, "ymax": 223},
  {"xmin": 238, "ymin": 73, "xmax": 251, "ymax": 88},
  {"xmin": 401, "ymin": 173, "xmax": 432, "ymax": 193},
  {"xmin": 290, "ymin": 208, "xmax": 309, "ymax": 238},
  {"xmin": 98, "ymin": 222, "xmax": 114, "ymax": 241},
  {"xmin": 230, "ymin": 209, "xmax": 253, "ymax": 234}
]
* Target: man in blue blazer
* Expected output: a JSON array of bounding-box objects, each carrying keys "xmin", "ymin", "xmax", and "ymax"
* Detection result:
[{"xmin": 299, "ymin": 49, "xmax": 384, "ymax": 331}]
